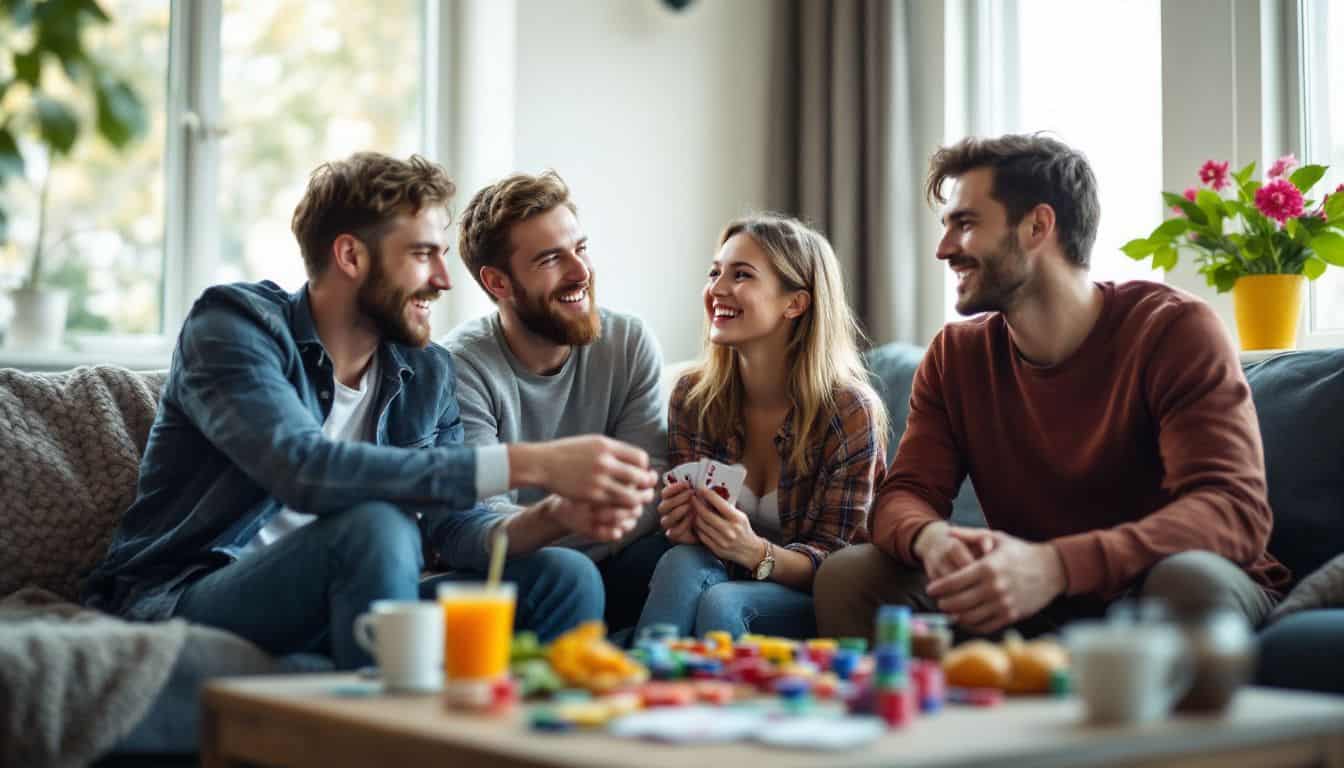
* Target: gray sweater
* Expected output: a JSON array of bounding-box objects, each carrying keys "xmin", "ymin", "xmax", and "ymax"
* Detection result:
[{"xmin": 440, "ymin": 309, "xmax": 668, "ymax": 567}]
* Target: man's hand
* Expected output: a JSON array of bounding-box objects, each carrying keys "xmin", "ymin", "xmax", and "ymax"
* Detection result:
[
  {"xmin": 925, "ymin": 530, "xmax": 1068, "ymax": 635},
  {"xmin": 544, "ymin": 495, "xmax": 642, "ymax": 542},
  {"xmin": 691, "ymin": 487, "xmax": 763, "ymax": 568},
  {"xmin": 658, "ymin": 480, "xmax": 698, "ymax": 545},
  {"xmin": 510, "ymin": 436, "xmax": 658, "ymax": 508},
  {"xmin": 914, "ymin": 522, "xmax": 995, "ymax": 580}
]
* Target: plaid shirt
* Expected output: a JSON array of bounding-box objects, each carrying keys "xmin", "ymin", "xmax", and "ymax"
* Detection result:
[{"xmin": 668, "ymin": 373, "xmax": 886, "ymax": 571}]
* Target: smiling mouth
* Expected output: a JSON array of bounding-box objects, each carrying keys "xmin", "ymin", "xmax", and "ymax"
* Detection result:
[
  {"xmin": 556, "ymin": 286, "xmax": 588, "ymax": 304},
  {"xmin": 712, "ymin": 305, "xmax": 741, "ymax": 320}
]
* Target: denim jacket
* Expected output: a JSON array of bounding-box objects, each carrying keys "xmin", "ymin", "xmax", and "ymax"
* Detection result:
[{"xmin": 82, "ymin": 281, "xmax": 484, "ymax": 620}]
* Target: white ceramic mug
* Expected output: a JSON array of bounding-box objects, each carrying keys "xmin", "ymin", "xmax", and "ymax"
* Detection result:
[
  {"xmin": 1065, "ymin": 620, "xmax": 1192, "ymax": 725},
  {"xmin": 353, "ymin": 600, "xmax": 443, "ymax": 693}
]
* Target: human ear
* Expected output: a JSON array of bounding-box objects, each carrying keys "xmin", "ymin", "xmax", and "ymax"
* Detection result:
[
  {"xmin": 480, "ymin": 266, "xmax": 514, "ymax": 302},
  {"xmin": 784, "ymin": 290, "xmax": 812, "ymax": 319},
  {"xmin": 331, "ymin": 234, "xmax": 366, "ymax": 280}
]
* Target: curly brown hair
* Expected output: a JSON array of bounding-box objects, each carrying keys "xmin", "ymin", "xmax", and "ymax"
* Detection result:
[
  {"xmin": 291, "ymin": 152, "xmax": 456, "ymax": 278},
  {"xmin": 457, "ymin": 170, "xmax": 577, "ymax": 299}
]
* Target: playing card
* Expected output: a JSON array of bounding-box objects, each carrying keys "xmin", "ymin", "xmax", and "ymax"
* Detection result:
[
  {"xmin": 665, "ymin": 461, "xmax": 701, "ymax": 490},
  {"xmin": 702, "ymin": 461, "xmax": 747, "ymax": 506}
]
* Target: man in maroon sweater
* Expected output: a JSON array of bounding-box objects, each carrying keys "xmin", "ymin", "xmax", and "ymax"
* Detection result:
[{"xmin": 815, "ymin": 134, "xmax": 1290, "ymax": 640}]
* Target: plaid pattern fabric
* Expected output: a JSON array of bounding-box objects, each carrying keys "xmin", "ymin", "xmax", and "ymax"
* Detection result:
[{"xmin": 667, "ymin": 373, "xmax": 886, "ymax": 571}]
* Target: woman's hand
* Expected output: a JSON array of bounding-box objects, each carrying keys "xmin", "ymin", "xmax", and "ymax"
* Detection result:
[
  {"xmin": 658, "ymin": 480, "xmax": 698, "ymax": 545},
  {"xmin": 691, "ymin": 487, "xmax": 765, "ymax": 568}
]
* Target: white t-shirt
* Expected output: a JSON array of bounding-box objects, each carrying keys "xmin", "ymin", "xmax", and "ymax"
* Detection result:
[
  {"xmin": 737, "ymin": 486, "xmax": 783, "ymax": 545},
  {"xmin": 237, "ymin": 356, "xmax": 381, "ymax": 556}
]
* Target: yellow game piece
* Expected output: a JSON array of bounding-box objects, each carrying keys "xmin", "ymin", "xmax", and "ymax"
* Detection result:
[
  {"xmin": 806, "ymin": 638, "xmax": 838, "ymax": 652},
  {"xmin": 705, "ymin": 631, "xmax": 733, "ymax": 651},
  {"xmin": 554, "ymin": 701, "xmax": 613, "ymax": 727}
]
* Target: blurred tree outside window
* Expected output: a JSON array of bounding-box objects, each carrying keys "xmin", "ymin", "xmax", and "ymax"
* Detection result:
[{"xmin": 215, "ymin": 0, "xmax": 422, "ymax": 291}]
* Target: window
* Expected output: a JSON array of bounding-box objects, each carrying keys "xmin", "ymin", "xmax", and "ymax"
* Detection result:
[
  {"xmin": 1300, "ymin": 0, "xmax": 1344, "ymax": 338},
  {"xmin": 946, "ymin": 0, "xmax": 1164, "ymax": 320},
  {"xmin": 214, "ymin": 0, "xmax": 423, "ymax": 291},
  {"xmin": 1, "ymin": 0, "xmax": 429, "ymax": 360},
  {"xmin": 1, "ymin": 2, "xmax": 170, "ymax": 340}
]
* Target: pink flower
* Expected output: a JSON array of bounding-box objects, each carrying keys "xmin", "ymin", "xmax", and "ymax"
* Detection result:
[
  {"xmin": 1268, "ymin": 154, "xmax": 1298, "ymax": 179},
  {"xmin": 1199, "ymin": 160, "xmax": 1230, "ymax": 191},
  {"xmin": 1172, "ymin": 187, "xmax": 1198, "ymax": 213},
  {"xmin": 1254, "ymin": 178, "xmax": 1305, "ymax": 224}
]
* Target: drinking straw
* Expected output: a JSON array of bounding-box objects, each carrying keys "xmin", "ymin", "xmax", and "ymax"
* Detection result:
[{"xmin": 486, "ymin": 527, "xmax": 508, "ymax": 589}]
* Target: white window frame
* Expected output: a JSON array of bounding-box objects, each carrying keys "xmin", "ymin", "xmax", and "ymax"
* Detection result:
[{"xmin": 1293, "ymin": 0, "xmax": 1344, "ymax": 347}]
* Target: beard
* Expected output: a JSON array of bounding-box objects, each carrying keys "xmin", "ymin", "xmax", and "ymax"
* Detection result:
[
  {"xmin": 954, "ymin": 231, "xmax": 1031, "ymax": 316},
  {"xmin": 356, "ymin": 247, "xmax": 438, "ymax": 347},
  {"xmin": 513, "ymin": 275, "xmax": 601, "ymax": 346}
]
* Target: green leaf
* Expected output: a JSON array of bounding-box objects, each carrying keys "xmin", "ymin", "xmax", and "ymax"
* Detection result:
[
  {"xmin": 1304, "ymin": 256, "xmax": 1328, "ymax": 280},
  {"xmin": 94, "ymin": 76, "xmax": 147, "ymax": 148},
  {"xmin": 0, "ymin": 126, "xmax": 23, "ymax": 181},
  {"xmin": 14, "ymin": 49, "xmax": 42, "ymax": 87},
  {"xmin": 1286, "ymin": 218, "xmax": 1299, "ymax": 239},
  {"xmin": 1213, "ymin": 265, "xmax": 1240, "ymax": 293},
  {"xmin": 1327, "ymin": 192, "xmax": 1344, "ymax": 221},
  {"xmin": 35, "ymin": 97, "xmax": 79, "ymax": 154},
  {"xmin": 1121, "ymin": 238, "xmax": 1158, "ymax": 260},
  {"xmin": 1162, "ymin": 192, "xmax": 1208, "ymax": 225},
  {"xmin": 1153, "ymin": 244, "xmax": 1179, "ymax": 271},
  {"xmin": 1234, "ymin": 161, "xmax": 1256, "ymax": 186},
  {"xmin": 0, "ymin": 206, "xmax": 8, "ymax": 245},
  {"xmin": 1155, "ymin": 218, "xmax": 1190, "ymax": 238},
  {"xmin": 1311, "ymin": 232, "xmax": 1344, "ymax": 267},
  {"xmin": 1290, "ymin": 164, "xmax": 1328, "ymax": 194},
  {"xmin": 36, "ymin": 15, "xmax": 88, "ymax": 81}
]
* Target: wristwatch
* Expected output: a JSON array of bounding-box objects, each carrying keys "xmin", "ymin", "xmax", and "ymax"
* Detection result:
[{"xmin": 753, "ymin": 540, "xmax": 776, "ymax": 581}]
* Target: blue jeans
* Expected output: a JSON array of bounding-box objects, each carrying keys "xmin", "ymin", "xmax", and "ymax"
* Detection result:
[
  {"xmin": 1257, "ymin": 610, "xmax": 1344, "ymax": 694},
  {"xmin": 635, "ymin": 543, "xmax": 816, "ymax": 639},
  {"xmin": 174, "ymin": 501, "xmax": 604, "ymax": 669}
]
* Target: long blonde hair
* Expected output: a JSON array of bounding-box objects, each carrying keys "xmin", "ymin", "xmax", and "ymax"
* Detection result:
[{"xmin": 683, "ymin": 214, "xmax": 888, "ymax": 473}]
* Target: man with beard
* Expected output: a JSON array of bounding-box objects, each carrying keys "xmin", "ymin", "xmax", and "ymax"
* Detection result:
[
  {"xmin": 814, "ymin": 134, "xmax": 1289, "ymax": 641},
  {"xmin": 83, "ymin": 153, "xmax": 659, "ymax": 669},
  {"xmin": 443, "ymin": 170, "xmax": 671, "ymax": 636}
]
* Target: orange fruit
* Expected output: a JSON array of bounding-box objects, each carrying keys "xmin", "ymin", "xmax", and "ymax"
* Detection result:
[{"xmin": 943, "ymin": 640, "xmax": 1012, "ymax": 689}]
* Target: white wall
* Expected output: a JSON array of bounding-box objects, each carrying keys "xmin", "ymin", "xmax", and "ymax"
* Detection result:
[{"xmin": 506, "ymin": 0, "xmax": 779, "ymax": 364}]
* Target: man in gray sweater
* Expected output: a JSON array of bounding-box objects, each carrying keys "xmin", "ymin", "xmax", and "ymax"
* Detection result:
[{"xmin": 442, "ymin": 170, "xmax": 671, "ymax": 634}]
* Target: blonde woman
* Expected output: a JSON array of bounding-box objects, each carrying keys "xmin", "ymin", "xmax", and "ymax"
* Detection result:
[{"xmin": 635, "ymin": 214, "xmax": 888, "ymax": 640}]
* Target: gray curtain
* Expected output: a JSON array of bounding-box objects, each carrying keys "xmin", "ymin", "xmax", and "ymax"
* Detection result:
[{"xmin": 768, "ymin": 0, "xmax": 933, "ymax": 346}]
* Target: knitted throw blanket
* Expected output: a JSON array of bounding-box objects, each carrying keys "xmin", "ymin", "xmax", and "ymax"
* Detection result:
[{"xmin": 0, "ymin": 365, "xmax": 164, "ymax": 600}]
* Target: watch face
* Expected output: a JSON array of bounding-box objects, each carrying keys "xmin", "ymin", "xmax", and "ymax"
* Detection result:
[{"xmin": 755, "ymin": 557, "xmax": 775, "ymax": 580}]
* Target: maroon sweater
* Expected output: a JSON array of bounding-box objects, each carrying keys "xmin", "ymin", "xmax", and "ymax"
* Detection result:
[{"xmin": 873, "ymin": 281, "xmax": 1290, "ymax": 599}]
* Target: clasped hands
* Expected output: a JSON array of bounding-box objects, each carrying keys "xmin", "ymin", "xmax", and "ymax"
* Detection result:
[
  {"xmin": 535, "ymin": 436, "xmax": 658, "ymax": 542},
  {"xmin": 657, "ymin": 479, "xmax": 763, "ymax": 567},
  {"xmin": 915, "ymin": 522, "xmax": 1068, "ymax": 635}
]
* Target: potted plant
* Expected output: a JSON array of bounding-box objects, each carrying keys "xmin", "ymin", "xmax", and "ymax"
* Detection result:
[
  {"xmin": 1, "ymin": 0, "xmax": 147, "ymax": 350},
  {"xmin": 1123, "ymin": 155, "xmax": 1344, "ymax": 350}
]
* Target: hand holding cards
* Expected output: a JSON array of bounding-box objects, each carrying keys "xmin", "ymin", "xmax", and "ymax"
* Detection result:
[{"xmin": 663, "ymin": 458, "xmax": 747, "ymax": 506}]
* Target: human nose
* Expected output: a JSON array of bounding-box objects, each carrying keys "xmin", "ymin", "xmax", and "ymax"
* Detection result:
[
  {"xmin": 935, "ymin": 228, "xmax": 958, "ymax": 262},
  {"xmin": 430, "ymin": 252, "xmax": 452, "ymax": 291},
  {"xmin": 563, "ymin": 252, "xmax": 590, "ymax": 283}
]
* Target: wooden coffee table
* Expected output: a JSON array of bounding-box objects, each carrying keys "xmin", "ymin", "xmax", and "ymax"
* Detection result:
[{"xmin": 201, "ymin": 674, "xmax": 1344, "ymax": 767}]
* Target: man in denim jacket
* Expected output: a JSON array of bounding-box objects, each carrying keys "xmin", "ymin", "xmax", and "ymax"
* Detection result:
[{"xmin": 82, "ymin": 153, "xmax": 658, "ymax": 669}]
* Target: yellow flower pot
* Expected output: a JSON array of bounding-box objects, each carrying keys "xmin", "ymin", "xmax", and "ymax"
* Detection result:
[{"xmin": 1232, "ymin": 274, "xmax": 1304, "ymax": 351}]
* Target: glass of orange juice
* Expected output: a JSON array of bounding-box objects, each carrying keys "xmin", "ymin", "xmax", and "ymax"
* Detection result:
[{"xmin": 437, "ymin": 582, "xmax": 516, "ymax": 680}]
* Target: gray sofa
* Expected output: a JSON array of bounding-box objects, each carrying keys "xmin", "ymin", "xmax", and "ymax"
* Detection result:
[
  {"xmin": 866, "ymin": 342, "xmax": 1344, "ymax": 694},
  {"xmin": 0, "ymin": 366, "xmax": 331, "ymax": 766}
]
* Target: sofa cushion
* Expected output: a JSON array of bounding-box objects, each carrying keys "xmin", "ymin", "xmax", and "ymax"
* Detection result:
[
  {"xmin": 1244, "ymin": 349, "xmax": 1344, "ymax": 585},
  {"xmin": 865, "ymin": 342, "xmax": 985, "ymax": 528},
  {"xmin": 0, "ymin": 366, "xmax": 167, "ymax": 601}
]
